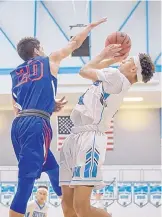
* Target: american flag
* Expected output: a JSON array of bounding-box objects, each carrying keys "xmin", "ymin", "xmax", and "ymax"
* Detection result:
[
  {"xmin": 57, "ymin": 116, "xmax": 114, "ymax": 151},
  {"xmin": 57, "ymin": 116, "xmax": 74, "ymax": 151}
]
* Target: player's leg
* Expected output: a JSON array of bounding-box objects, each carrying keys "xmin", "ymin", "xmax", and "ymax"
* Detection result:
[
  {"xmin": 59, "ymin": 136, "xmax": 77, "ymax": 217},
  {"xmin": 43, "ymin": 149, "xmax": 62, "ymax": 197},
  {"xmin": 61, "ymin": 186, "xmax": 77, "ymax": 217},
  {"xmin": 9, "ymin": 117, "xmax": 47, "ymax": 217},
  {"xmin": 10, "ymin": 118, "xmax": 35, "ymax": 217},
  {"xmin": 72, "ymin": 131, "xmax": 110, "ymax": 217},
  {"xmin": 73, "ymin": 186, "xmax": 111, "ymax": 217},
  {"xmin": 45, "ymin": 168, "xmax": 62, "ymax": 197},
  {"xmin": 10, "ymin": 177, "xmax": 35, "ymax": 217}
]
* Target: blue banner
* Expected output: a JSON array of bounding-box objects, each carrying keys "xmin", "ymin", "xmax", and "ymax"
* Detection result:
[{"xmin": 0, "ymin": 182, "xmax": 16, "ymax": 207}]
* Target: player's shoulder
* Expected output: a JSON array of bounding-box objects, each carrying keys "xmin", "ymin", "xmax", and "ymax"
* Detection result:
[
  {"xmin": 44, "ymin": 202, "xmax": 49, "ymax": 209},
  {"xmin": 11, "ymin": 56, "xmax": 49, "ymax": 74},
  {"xmin": 103, "ymin": 67, "xmax": 130, "ymax": 84},
  {"xmin": 27, "ymin": 200, "xmax": 36, "ymax": 207},
  {"xmin": 102, "ymin": 67, "xmax": 121, "ymax": 77},
  {"xmin": 101, "ymin": 67, "xmax": 130, "ymax": 94},
  {"xmin": 101, "ymin": 67, "xmax": 123, "ymax": 82}
]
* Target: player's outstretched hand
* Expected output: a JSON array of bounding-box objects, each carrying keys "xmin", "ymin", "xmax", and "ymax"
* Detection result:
[
  {"xmin": 101, "ymin": 44, "xmax": 122, "ymax": 59},
  {"xmin": 54, "ymin": 96, "xmax": 68, "ymax": 112},
  {"xmin": 90, "ymin": 17, "xmax": 107, "ymax": 28}
]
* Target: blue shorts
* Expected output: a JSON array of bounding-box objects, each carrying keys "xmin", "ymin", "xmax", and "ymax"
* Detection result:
[{"xmin": 11, "ymin": 116, "xmax": 58, "ymax": 179}]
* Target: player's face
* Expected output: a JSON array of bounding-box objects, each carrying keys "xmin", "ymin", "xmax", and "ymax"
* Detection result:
[
  {"xmin": 119, "ymin": 57, "xmax": 137, "ymax": 78},
  {"xmin": 119, "ymin": 57, "xmax": 135, "ymax": 71},
  {"xmin": 36, "ymin": 190, "xmax": 48, "ymax": 203}
]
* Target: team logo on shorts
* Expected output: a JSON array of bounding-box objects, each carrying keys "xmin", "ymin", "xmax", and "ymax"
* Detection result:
[
  {"xmin": 133, "ymin": 182, "xmax": 149, "ymax": 207},
  {"xmin": 49, "ymin": 184, "xmax": 61, "ymax": 207},
  {"xmin": 149, "ymin": 182, "xmax": 161, "ymax": 207},
  {"xmin": 102, "ymin": 182, "xmax": 115, "ymax": 207},
  {"xmin": 0, "ymin": 183, "xmax": 16, "ymax": 207},
  {"xmin": 117, "ymin": 182, "xmax": 132, "ymax": 207}
]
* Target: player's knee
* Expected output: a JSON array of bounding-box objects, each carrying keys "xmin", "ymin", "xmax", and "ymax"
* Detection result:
[
  {"xmin": 46, "ymin": 168, "xmax": 62, "ymax": 196},
  {"xmin": 73, "ymin": 197, "xmax": 90, "ymax": 217},
  {"xmin": 61, "ymin": 198, "xmax": 75, "ymax": 217}
]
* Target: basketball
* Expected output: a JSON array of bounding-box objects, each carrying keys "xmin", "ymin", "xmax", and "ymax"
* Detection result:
[{"xmin": 105, "ymin": 32, "xmax": 131, "ymax": 55}]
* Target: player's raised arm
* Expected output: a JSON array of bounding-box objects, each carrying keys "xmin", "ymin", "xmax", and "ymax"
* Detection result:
[
  {"xmin": 96, "ymin": 53, "xmax": 129, "ymax": 69},
  {"xmin": 79, "ymin": 44, "xmax": 122, "ymax": 82},
  {"xmin": 49, "ymin": 17, "xmax": 107, "ymax": 63}
]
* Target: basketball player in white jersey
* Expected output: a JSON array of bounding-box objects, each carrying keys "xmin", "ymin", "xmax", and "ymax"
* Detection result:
[
  {"xmin": 59, "ymin": 44, "xmax": 155, "ymax": 217},
  {"xmin": 25, "ymin": 186, "xmax": 49, "ymax": 217}
]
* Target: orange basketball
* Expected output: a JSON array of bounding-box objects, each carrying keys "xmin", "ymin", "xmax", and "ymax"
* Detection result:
[{"xmin": 105, "ymin": 32, "xmax": 131, "ymax": 55}]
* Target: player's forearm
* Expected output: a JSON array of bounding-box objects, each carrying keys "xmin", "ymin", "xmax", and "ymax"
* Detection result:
[
  {"xmin": 71, "ymin": 24, "xmax": 93, "ymax": 49},
  {"xmin": 80, "ymin": 45, "xmax": 118, "ymax": 72},
  {"xmin": 49, "ymin": 25, "xmax": 92, "ymax": 64},
  {"xmin": 80, "ymin": 44, "xmax": 122, "ymax": 81},
  {"xmin": 49, "ymin": 18, "xmax": 107, "ymax": 65},
  {"xmin": 81, "ymin": 52, "xmax": 105, "ymax": 71},
  {"xmin": 79, "ymin": 52, "xmax": 105, "ymax": 81},
  {"xmin": 96, "ymin": 58, "xmax": 116, "ymax": 69}
]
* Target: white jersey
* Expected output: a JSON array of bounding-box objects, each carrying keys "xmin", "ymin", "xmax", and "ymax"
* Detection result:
[
  {"xmin": 70, "ymin": 67, "xmax": 131, "ymax": 131},
  {"xmin": 25, "ymin": 200, "xmax": 49, "ymax": 217}
]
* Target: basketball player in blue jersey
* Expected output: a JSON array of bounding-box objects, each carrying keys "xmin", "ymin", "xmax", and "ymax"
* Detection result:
[{"xmin": 9, "ymin": 17, "xmax": 107, "ymax": 217}]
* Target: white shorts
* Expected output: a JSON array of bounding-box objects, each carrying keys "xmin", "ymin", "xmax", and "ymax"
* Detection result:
[{"xmin": 59, "ymin": 125, "xmax": 107, "ymax": 189}]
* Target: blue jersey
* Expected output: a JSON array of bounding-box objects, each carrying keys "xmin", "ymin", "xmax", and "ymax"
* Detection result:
[{"xmin": 10, "ymin": 56, "xmax": 57, "ymax": 115}]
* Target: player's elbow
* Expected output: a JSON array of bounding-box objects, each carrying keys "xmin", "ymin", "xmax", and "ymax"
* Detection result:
[
  {"xmin": 79, "ymin": 67, "xmax": 98, "ymax": 82},
  {"xmin": 79, "ymin": 67, "xmax": 89, "ymax": 78}
]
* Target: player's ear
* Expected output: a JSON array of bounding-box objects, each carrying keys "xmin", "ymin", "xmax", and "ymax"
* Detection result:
[
  {"xmin": 34, "ymin": 48, "xmax": 39, "ymax": 55},
  {"xmin": 131, "ymin": 66, "xmax": 137, "ymax": 75}
]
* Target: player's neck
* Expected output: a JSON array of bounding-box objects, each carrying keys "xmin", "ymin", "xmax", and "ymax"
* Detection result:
[
  {"xmin": 130, "ymin": 77, "xmax": 138, "ymax": 84},
  {"xmin": 33, "ymin": 53, "xmax": 39, "ymax": 58},
  {"xmin": 126, "ymin": 75, "xmax": 137, "ymax": 84}
]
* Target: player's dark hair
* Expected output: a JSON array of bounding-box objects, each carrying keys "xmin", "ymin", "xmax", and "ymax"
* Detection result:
[
  {"xmin": 38, "ymin": 185, "xmax": 48, "ymax": 190},
  {"xmin": 139, "ymin": 53, "xmax": 155, "ymax": 83},
  {"xmin": 17, "ymin": 37, "xmax": 40, "ymax": 61}
]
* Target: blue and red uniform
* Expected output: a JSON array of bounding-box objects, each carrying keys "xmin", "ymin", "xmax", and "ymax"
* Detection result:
[{"xmin": 10, "ymin": 56, "xmax": 61, "ymax": 214}]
